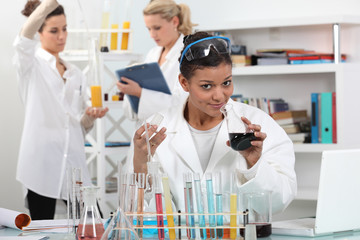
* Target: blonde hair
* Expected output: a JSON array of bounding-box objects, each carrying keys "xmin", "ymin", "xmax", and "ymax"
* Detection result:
[{"xmin": 143, "ymin": 0, "xmax": 197, "ymax": 36}]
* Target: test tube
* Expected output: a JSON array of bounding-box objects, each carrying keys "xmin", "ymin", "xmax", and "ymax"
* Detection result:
[
  {"xmin": 206, "ymin": 173, "xmax": 216, "ymax": 239},
  {"xmin": 193, "ymin": 173, "xmax": 206, "ymax": 239},
  {"xmin": 213, "ymin": 172, "xmax": 223, "ymax": 239},
  {"xmin": 183, "ymin": 172, "xmax": 196, "ymax": 239},
  {"xmin": 230, "ymin": 171, "xmax": 237, "ymax": 239},
  {"xmin": 162, "ymin": 174, "xmax": 176, "ymax": 240},
  {"xmin": 154, "ymin": 174, "xmax": 165, "ymax": 240},
  {"xmin": 127, "ymin": 173, "xmax": 137, "ymax": 228},
  {"xmin": 136, "ymin": 173, "xmax": 145, "ymax": 238}
]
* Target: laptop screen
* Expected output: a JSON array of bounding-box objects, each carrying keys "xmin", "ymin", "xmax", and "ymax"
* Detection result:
[{"xmin": 315, "ymin": 149, "xmax": 360, "ymax": 234}]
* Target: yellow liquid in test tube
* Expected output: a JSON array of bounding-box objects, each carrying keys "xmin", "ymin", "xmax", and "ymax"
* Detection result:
[
  {"xmin": 91, "ymin": 86, "xmax": 103, "ymax": 108},
  {"xmin": 162, "ymin": 176, "xmax": 176, "ymax": 240},
  {"xmin": 230, "ymin": 194, "xmax": 237, "ymax": 239},
  {"xmin": 110, "ymin": 24, "xmax": 118, "ymax": 50},
  {"xmin": 121, "ymin": 21, "xmax": 130, "ymax": 50}
]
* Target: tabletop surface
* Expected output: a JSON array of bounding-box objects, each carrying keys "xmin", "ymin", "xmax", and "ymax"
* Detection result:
[{"xmin": 2, "ymin": 227, "xmax": 360, "ymax": 240}]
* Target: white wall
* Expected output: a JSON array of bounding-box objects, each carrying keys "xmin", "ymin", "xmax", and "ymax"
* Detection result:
[{"xmin": 1, "ymin": 0, "xmax": 360, "ymax": 215}]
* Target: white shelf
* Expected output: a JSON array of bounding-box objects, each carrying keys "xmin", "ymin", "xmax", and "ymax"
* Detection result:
[
  {"xmin": 61, "ymin": 50, "xmax": 142, "ymax": 62},
  {"xmin": 232, "ymin": 63, "xmax": 341, "ymax": 76},
  {"xmin": 103, "ymin": 101, "xmax": 124, "ymax": 109},
  {"xmin": 68, "ymin": 28, "xmax": 132, "ymax": 33},
  {"xmin": 199, "ymin": 14, "xmax": 360, "ymax": 31},
  {"xmin": 296, "ymin": 187, "xmax": 318, "ymax": 201},
  {"xmin": 293, "ymin": 144, "xmax": 342, "ymax": 153}
]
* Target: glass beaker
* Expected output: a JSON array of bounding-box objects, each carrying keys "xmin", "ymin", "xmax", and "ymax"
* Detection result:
[
  {"xmin": 77, "ymin": 186, "xmax": 105, "ymax": 240},
  {"xmin": 220, "ymin": 103, "xmax": 257, "ymax": 151},
  {"xmin": 239, "ymin": 191, "xmax": 272, "ymax": 238}
]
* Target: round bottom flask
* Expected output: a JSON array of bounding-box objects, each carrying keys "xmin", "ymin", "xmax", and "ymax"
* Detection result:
[{"xmin": 77, "ymin": 186, "xmax": 104, "ymax": 240}]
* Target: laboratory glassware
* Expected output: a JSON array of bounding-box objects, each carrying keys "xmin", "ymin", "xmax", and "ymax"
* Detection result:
[
  {"xmin": 136, "ymin": 173, "xmax": 145, "ymax": 238},
  {"xmin": 213, "ymin": 172, "xmax": 223, "ymax": 239},
  {"xmin": 193, "ymin": 173, "xmax": 206, "ymax": 239},
  {"xmin": 127, "ymin": 173, "xmax": 137, "ymax": 230},
  {"xmin": 162, "ymin": 173, "xmax": 176, "ymax": 240},
  {"xmin": 229, "ymin": 171, "xmax": 237, "ymax": 239},
  {"xmin": 77, "ymin": 186, "xmax": 104, "ymax": 240},
  {"xmin": 239, "ymin": 191, "xmax": 272, "ymax": 238},
  {"xmin": 183, "ymin": 172, "xmax": 196, "ymax": 239},
  {"xmin": 206, "ymin": 173, "xmax": 216, "ymax": 239},
  {"xmin": 154, "ymin": 173, "xmax": 165, "ymax": 240},
  {"xmin": 220, "ymin": 103, "xmax": 257, "ymax": 151}
]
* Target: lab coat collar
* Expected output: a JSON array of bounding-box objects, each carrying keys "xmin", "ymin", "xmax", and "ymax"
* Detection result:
[
  {"xmin": 37, "ymin": 47, "xmax": 57, "ymax": 70},
  {"xmin": 169, "ymin": 98, "xmax": 233, "ymax": 175},
  {"xmin": 165, "ymin": 34, "xmax": 184, "ymax": 62},
  {"xmin": 150, "ymin": 34, "xmax": 184, "ymax": 63},
  {"xmin": 169, "ymin": 99, "xmax": 203, "ymax": 174}
]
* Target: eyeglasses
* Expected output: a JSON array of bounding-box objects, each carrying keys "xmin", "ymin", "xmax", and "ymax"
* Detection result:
[{"xmin": 179, "ymin": 36, "xmax": 231, "ymax": 68}]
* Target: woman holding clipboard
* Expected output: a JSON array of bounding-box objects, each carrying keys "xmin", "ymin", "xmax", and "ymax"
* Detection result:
[{"xmin": 117, "ymin": 0, "xmax": 196, "ymax": 126}]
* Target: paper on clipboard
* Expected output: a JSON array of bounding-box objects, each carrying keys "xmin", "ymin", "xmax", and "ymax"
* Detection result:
[
  {"xmin": 115, "ymin": 62, "xmax": 171, "ymax": 113},
  {"xmin": 0, "ymin": 208, "xmax": 31, "ymax": 230}
]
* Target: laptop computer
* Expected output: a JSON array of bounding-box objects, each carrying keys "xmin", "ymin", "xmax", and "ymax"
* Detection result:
[{"xmin": 272, "ymin": 148, "xmax": 360, "ymax": 237}]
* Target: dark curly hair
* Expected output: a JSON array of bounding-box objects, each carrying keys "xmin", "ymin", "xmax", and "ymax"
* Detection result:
[
  {"xmin": 21, "ymin": 0, "xmax": 65, "ymax": 32},
  {"xmin": 179, "ymin": 31, "xmax": 232, "ymax": 80}
]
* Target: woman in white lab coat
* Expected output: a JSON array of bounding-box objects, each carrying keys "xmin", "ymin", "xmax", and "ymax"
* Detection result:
[
  {"xmin": 13, "ymin": 0, "xmax": 108, "ymax": 220},
  {"xmin": 128, "ymin": 32, "xmax": 297, "ymax": 214},
  {"xmin": 117, "ymin": 0, "xmax": 196, "ymax": 126}
]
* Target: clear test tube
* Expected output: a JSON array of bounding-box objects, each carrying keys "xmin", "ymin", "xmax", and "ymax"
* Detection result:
[
  {"xmin": 193, "ymin": 173, "xmax": 206, "ymax": 239},
  {"xmin": 230, "ymin": 171, "xmax": 237, "ymax": 239},
  {"xmin": 136, "ymin": 173, "xmax": 145, "ymax": 238},
  {"xmin": 183, "ymin": 172, "xmax": 196, "ymax": 239},
  {"xmin": 127, "ymin": 173, "xmax": 137, "ymax": 227},
  {"xmin": 213, "ymin": 172, "xmax": 223, "ymax": 239},
  {"xmin": 154, "ymin": 174, "xmax": 164, "ymax": 240},
  {"xmin": 206, "ymin": 173, "xmax": 216, "ymax": 239}
]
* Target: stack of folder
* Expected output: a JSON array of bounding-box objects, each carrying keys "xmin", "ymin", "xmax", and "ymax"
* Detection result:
[{"xmin": 311, "ymin": 92, "xmax": 337, "ymax": 143}]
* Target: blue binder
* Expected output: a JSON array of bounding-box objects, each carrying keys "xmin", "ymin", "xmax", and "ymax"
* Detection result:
[
  {"xmin": 311, "ymin": 93, "xmax": 319, "ymax": 143},
  {"xmin": 320, "ymin": 92, "xmax": 333, "ymax": 143}
]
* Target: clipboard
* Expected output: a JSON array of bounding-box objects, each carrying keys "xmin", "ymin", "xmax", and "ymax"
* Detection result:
[{"xmin": 115, "ymin": 62, "xmax": 171, "ymax": 113}]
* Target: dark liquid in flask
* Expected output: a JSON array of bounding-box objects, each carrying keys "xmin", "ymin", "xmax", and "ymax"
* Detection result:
[
  {"xmin": 229, "ymin": 132, "xmax": 257, "ymax": 151},
  {"xmin": 239, "ymin": 223, "xmax": 272, "ymax": 238}
]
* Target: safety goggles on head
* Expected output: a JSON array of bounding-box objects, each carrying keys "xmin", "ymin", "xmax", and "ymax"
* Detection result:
[{"xmin": 179, "ymin": 36, "xmax": 231, "ymax": 68}]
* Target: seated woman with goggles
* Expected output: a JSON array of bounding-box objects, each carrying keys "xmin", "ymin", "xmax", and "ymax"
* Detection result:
[{"xmin": 126, "ymin": 31, "xmax": 297, "ymax": 214}]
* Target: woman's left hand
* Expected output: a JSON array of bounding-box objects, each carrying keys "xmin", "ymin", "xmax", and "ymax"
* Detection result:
[
  {"xmin": 85, "ymin": 107, "xmax": 109, "ymax": 119},
  {"xmin": 226, "ymin": 116, "xmax": 267, "ymax": 168}
]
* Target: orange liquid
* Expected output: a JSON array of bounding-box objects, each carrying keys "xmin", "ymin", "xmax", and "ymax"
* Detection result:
[
  {"xmin": 91, "ymin": 86, "xmax": 102, "ymax": 108},
  {"xmin": 121, "ymin": 21, "xmax": 130, "ymax": 50},
  {"xmin": 110, "ymin": 24, "xmax": 118, "ymax": 50},
  {"xmin": 77, "ymin": 223, "xmax": 105, "ymax": 240}
]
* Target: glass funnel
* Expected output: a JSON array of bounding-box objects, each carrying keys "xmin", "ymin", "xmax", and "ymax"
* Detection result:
[{"xmin": 77, "ymin": 186, "xmax": 104, "ymax": 240}]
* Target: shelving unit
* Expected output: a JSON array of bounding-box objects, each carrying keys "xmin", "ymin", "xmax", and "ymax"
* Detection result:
[
  {"xmin": 62, "ymin": 29, "xmax": 142, "ymax": 216},
  {"xmin": 199, "ymin": 16, "xmax": 360, "ymax": 210}
]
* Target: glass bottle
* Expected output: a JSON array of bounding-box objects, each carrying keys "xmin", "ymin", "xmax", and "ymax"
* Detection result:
[{"xmin": 77, "ymin": 186, "xmax": 105, "ymax": 240}]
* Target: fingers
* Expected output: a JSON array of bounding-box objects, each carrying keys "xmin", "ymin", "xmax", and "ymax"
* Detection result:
[{"xmin": 86, "ymin": 107, "xmax": 109, "ymax": 119}]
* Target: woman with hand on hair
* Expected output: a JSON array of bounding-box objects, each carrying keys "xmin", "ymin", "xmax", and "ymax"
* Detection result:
[
  {"xmin": 117, "ymin": 0, "xmax": 196, "ymax": 126},
  {"xmin": 14, "ymin": 0, "xmax": 108, "ymax": 219}
]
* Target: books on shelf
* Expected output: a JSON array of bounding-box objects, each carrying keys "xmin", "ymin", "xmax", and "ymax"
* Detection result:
[
  {"xmin": 288, "ymin": 132, "xmax": 311, "ymax": 144},
  {"xmin": 271, "ymin": 110, "xmax": 308, "ymax": 126},
  {"xmin": 310, "ymin": 92, "xmax": 337, "ymax": 144}
]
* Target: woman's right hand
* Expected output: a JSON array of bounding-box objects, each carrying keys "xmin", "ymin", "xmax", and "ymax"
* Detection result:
[
  {"xmin": 116, "ymin": 77, "xmax": 142, "ymax": 97},
  {"xmin": 133, "ymin": 123, "xmax": 167, "ymax": 174}
]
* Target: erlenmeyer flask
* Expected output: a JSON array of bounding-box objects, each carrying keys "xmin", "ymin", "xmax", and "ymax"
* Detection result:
[
  {"xmin": 220, "ymin": 103, "xmax": 257, "ymax": 151},
  {"xmin": 77, "ymin": 186, "xmax": 105, "ymax": 240}
]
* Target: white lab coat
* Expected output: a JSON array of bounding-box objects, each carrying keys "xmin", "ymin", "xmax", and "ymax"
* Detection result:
[
  {"xmin": 122, "ymin": 34, "xmax": 188, "ymax": 126},
  {"xmin": 125, "ymin": 98, "xmax": 297, "ymax": 214},
  {"xmin": 13, "ymin": 35, "xmax": 92, "ymax": 200}
]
